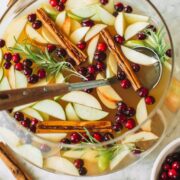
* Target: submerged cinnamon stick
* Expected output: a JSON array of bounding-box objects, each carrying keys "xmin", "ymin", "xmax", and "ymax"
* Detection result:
[
  {"xmin": 0, "ymin": 143, "xmax": 32, "ymax": 180},
  {"xmin": 36, "ymin": 8, "xmax": 87, "ymax": 65},
  {"xmin": 36, "ymin": 120, "xmax": 112, "ymax": 133},
  {"xmin": 101, "ymin": 29, "xmax": 141, "ymax": 91}
]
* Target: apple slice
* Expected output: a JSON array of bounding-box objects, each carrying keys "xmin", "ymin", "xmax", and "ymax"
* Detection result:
[
  {"xmin": 26, "ymin": 24, "xmax": 47, "ymax": 44},
  {"xmin": 96, "ymin": 73, "xmax": 122, "ymax": 102},
  {"xmin": 97, "ymin": 90, "xmax": 117, "ymax": 109},
  {"xmin": 125, "ymin": 13, "xmax": 149, "ymax": 24},
  {"xmin": 21, "ymin": 107, "xmax": 43, "ymax": 121},
  {"xmin": 42, "ymin": 4, "xmax": 58, "ymax": 20},
  {"xmin": 70, "ymin": 20, "xmax": 81, "ymax": 32},
  {"xmin": 29, "ymin": 76, "xmax": 53, "ymax": 87},
  {"xmin": 56, "ymin": 11, "xmax": 66, "ymax": 27},
  {"xmin": 103, "ymin": 0, "xmax": 114, "ymax": 13},
  {"xmin": 70, "ymin": 27, "xmax": 90, "ymax": 44},
  {"xmin": 73, "ymin": 103, "xmax": 108, "ymax": 121},
  {"xmin": 121, "ymin": 46, "xmax": 158, "ymax": 65},
  {"xmin": 39, "ymin": 112, "xmax": 49, "ymax": 121},
  {"xmin": 115, "ymin": 12, "xmax": 126, "ymax": 36},
  {"xmin": 37, "ymin": 133, "xmax": 67, "ymax": 142},
  {"xmin": 107, "ymin": 52, "xmax": 118, "ymax": 75},
  {"xmin": 106, "ymin": 63, "xmax": 115, "ymax": 78},
  {"xmin": 125, "ymin": 40, "xmax": 145, "ymax": 48},
  {"xmin": 44, "ymin": 156, "xmax": 79, "ymax": 176},
  {"xmin": 42, "ymin": 27, "xmax": 58, "ymax": 45},
  {"xmin": 87, "ymin": 35, "xmax": 99, "ymax": 64},
  {"xmin": 55, "ymin": 73, "xmax": 65, "ymax": 83},
  {"xmin": 65, "ymin": 103, "xmax": 80, "ymax": 121},
  {"xmin": 15, "ymin": 70, "xmax": 28, "ymax": 88},
  {"xmin": 125, "ymin": 22, "xmax": 149, "ymax": 40},
  {"xmin": 0, "ymin": 77, "xmax": 11, "ymax": 90},
  {"xmin": 136, "ymin": 98, "xmax": 152, "ymax": 131},
  {"xmin": 62, "ymin": 17, "xmax": 71, "ymax": 36},
  {"xmin": 0, "ymin": 67, "xmax": 4, "ymax": 82},
  {"xmin": 91, "ymin": 13, "xmax": 101, "ymax": 22},
  {"xmin": 61, "ymin": 91, "xmax": 102, "ymax": 109},
  {"xmin": 13, "ymin": 102, "xmax": 36, "ymax": 112},
  {"xmin": 0, "ymin": 49, "xmax": 3, "ymax": 65},
  {"xmin": 8, "ymin": 66, "xmax": 16, "ymax": 89},
  {"xmin": 98, "ymin": 6, "xmax": 115, "ymax": 26},
  {"xmin": 85, "ymin": 24, "xmax": 107, "ymax": 42},
  {"xmin": 67, "ymin": 12, "xmax": 83, "ymax": 21},
  {"xmin": 33, "ymin": 100, "xmax": 66, "ymax": 120},
  {"xmin": 122, "ymin": 131, "xmax": 158, "ymax": 144}
]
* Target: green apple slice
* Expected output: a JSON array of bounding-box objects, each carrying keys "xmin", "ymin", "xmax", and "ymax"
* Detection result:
[
  {"xmin": 13, "ymin": 102, "xmax": 36, "ymax": 112},
  {"xmin": 106, "ymin": 62, "xmax": 115, "ymax": 78},
  {"xmin": 125, "ymin": 13, "xmax": 149, "ymax": 24},
  {"xmin": 42, "ymin": 27, "xmax": 58, "ymax": 45},
  {"xmin": 26, "ymin": 24, "xmax": 47, "ymax": 44},
  {"xmin": 0, "ymin": 77, "xmax": 11, "ymax": 90},
  {"xmin": 125, "ymin": 22, "xmax": 149, "ymax": 40},
  {"xmin": 42, "ymin": 4, "xmax": 58, "ymax": 20},
  {"xmin": 61, "ymin": 91, "xmax": 102, "ymax": 109},
  {"xmin": 87, "ymin": 35, "xmax": 99, "ymax": 64},
  {"xmin": 62, "ymin": 17, "xmax": 71, "ymax": 36},
  {"xmin": 37, "ymin": 133, "xmax": 67, "ymax": 142},
  {"xmin": 8, "ymin": 66, "xmax": 16, "ymax": 89},
  {"xmin": 121, "ymin": 46, "xmax": 158, "ymax": 65},
  {"xmin": 55, "ymin": 73, "xmax": 65, "ymax": 83},
  {"xmin": 39, "ymin": 112, "xmax": 49, "ymax": 121},
  {"xmin": 70, "ymin": 27, "xmax": 90, "ymax": 44},
  {"xmin": 67, "ymin": 12, "xmax": 82, "ymax": 21},
  {"xmin": 0, "ymin": 49, "xmax": 3, "ymax": 65},
  {"xmin": 15, "ymin": 70, "xmax": 27, "ymax": 88},
  {"xmin": 107, "ymin": 52, "xmax": 118, "ymax": 75},
  {"xmin": 21, "ymin": 107, "xmax": 43, "ymax": 121},
  {"xmin": 115, "ymin": 12, "xmax": 126, "ymax": 36},
  {"xmin": 65, "ymin": 103, "xmax": 80, "ymax": 121},
  {"xmin": 0, "ymin": 67, "xmax": 4, "ymax": 82},
  {"xmin": 85, "ymin": 24, "xmax": 107, "ymax": 42},
  {"xmin": 44, "ymin": 156, "xmax": 79, "ymax": 176},
  {"xmin": 73, "ymin": 103, "xmax": 108, "ymax": 121},
  {"xmin": 56, "ymin": 11, "xmax": 66, "ymax": 27},
  {"xmin": 125, "ymin": 40, "xmax": 145, "ymax": 48},
  {"xmin": 70, "ymin": 20, "xmax": 81, "ymax": 32},
  {"xmin": 103, "ymin": 0, "xmax": 114, "ymax": 13},
  {"xmin": 91, "ymin": 13, "xmax": 101, "ymax": 22}
]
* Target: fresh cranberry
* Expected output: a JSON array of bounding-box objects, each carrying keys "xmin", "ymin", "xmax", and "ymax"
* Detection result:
[
  {"xmin": 56, "ymin": 48, "xmax": 67, "ymax": 57},
  {"xmin": 15, "ymin": 62, "xmax": 24, "ymax": 71},
  {"xmin": 172, "ymin": 161, "xmax": 180, "ymax": 170},
  {"xmin": 166, "ymin": 49, "xmax": 172, "ymax": 58},
  {"xmin": 131, "ymin": 63, "xmax": 140, "ymax": 72},
  {"xmin": 166, "ymin": 156, "xmax": 174, "ymax": 164},
  {"xmin": 61, "ymin": 138, "xmax": 71, "ymax": 144},
  {"xmin": 168, "ymin": 169, "xmax": 179, "ymax": 179},
  {"xmin": 117, "ymin": 70, "xmax": 126, "ymax": 80},
  {"xmin": 138, "ymin": 87, "xmax": 149, "ymax": 97},
  {"xmin": 94, "ymin": 52, "xmax": 107, "ymax": 61},
  {"xmin": 21, "ymin": 118, "xmax": 31, "ymax": 128},
  {"xmin": 66, "ymin": 57, "xmax": 76, "ymax": 66},
  {"xmin": 49, "ymin": 0, "xmax": 58, "ymax": 7},
  {"xmin": 38, "ymin": 69, "xmax": 46, "ymax": 79},
  {"xmin": 113, "ymin": 11, "xmax": 119, "ymax": 17},
  {"xmin": 114, "ymin": 2, "xmax": 124, "ymax": 12},
  {"xmin": 163, "ymin": 163, "xmax": 171, "ymax": 171},
  {"xmin": 0, "ymin": 39, "xmax": 5, "ymax": 48},
  {"xmin": 28, "ymin": 74, "xmax": 39, "ymax": 84},
  {"xmin": 78, "ymin": 67, "xmax": 87, "ymax": 76},
  {"xmin": 32, "ymin": 20, "xmax": 42, "ymax": 29},
  {"xmin": 112, "ymin": 123, "xmax": 122, "ymax": 132},
  {"xmin": 114, "ymin": 34, "xmax": 125, "ymax": 44},
  {"xmin": 125, "ymin": 107, "xmax": 136, "ymax": 117},
  {"xmin": 85, "ymin": 74, "xmax": 95, "ymax": 81},
  {"xmin": 115, "ymin": 114, "xmax": 127, "ymax": 124},
  {"xmin": 97, "ymin": 42, "xmax": 107, "ymax": 52},
  {"xmin": 47, "ymin": 44, "xmax": 56, "ymax": 53},
  {"xmin": 23, "ymin": 59, "xmax": 33, "ymax": 67},
  {"xmin": 59, "ymin": 0, "xmax": 67, "ymax": 3},
  {"xmin": 145, "ymin": 96, "xmax": 155, "ymax": 105},
  {"xmin": 74, "ymin": 159, "xmax": 84, "ymax": 169},
  {"xmin": 137, "ymin": 32, "xmax": 147, "ymax": 40},
  {"xmin": 4, "ymin": 52, "xmax": 12, "ymax": 61},
  {"xmin": 81, "ymin": 19, "xmax": 94, "ymax": 27},
  {"xmin": 3, "ymin": 62, "xmax": 11, "ymax": 69},
  {"xmin": 24, "ymin": 67, "xmax": 32, "ymax": 76},
  {"xmin": 100, "ymin": 0, "xmax": 108, "ymax": 5},
  {"xmin": 12, "ymin": 53, "xmax": 21, "ymax": 63},
  {"xmin": 93, "ymin": 132, "xmax": 103, "ymax": 142},
  {"xmin": 147, "ymin": 25, "xmax": 157, "ymax": 32},
  {"xmin": 87, "ymin": 65, "xmax": 96, "ymax": 74},
  {"xmin": 14, "ymin": 112, "xmax": 24, "ymax": 121},
  {"xmin": 40, "ymin": 144, "xmax": 51, "ymax": 152},
  {"xmin": 83, "ymin": 88, "xmax": 93, "ymax": 93},
  {"xmin": 79, "ymin": 167, "xmax": 87, "ymax": 176},
  {"xmin": 96, "ymin": 61, "xmax": 106, "ymax": 71},
  {"xmin": 160, "ymin": 172, "xmax": 168, "ymax": 180},
  {"xmin": 31, "ymin": 118, "xmax": 39, "ymax": 126},
  {"xmin": 30, "ymin": 125, "xmax": 36, "ymax": 132},
  {"xmin": 117, "ymin": 101, "xmax": 128, "ymax": 113},
  {"xmin": 125, "ymin": 118, "xmax": 136, "ymax": 129},
  {"xmin": 27, "ymin": 13, "xmax": 36, "ymax": 22},
  {"xmin": 103, "ymin": 133, "xmax": 114, "ymax": 141},
  {"xmin": 124, "ymin": 5, "xmax": 133, "ymax": 13},
  {"xmin": 70, "ymin": 132, "xmax": 81, "ymax": 143},
  {"xmin": 77, "ymin": 41, "xmax": 86, "ymax": 50},
  {"xmin": 56, "ymin": 3, "xmax": 65, "ymax": 11},
  {"xmin": 120, "ymin": 79, "xmax": 131, "ymax": 89}
]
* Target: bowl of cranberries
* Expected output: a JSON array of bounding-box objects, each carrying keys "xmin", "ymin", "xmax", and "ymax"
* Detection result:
[{"xmin": 151, "ymin": 138, "xmax": 180, "ymax": 180}]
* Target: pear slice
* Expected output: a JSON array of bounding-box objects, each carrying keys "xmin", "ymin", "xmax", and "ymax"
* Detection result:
[
  {"xmin": 37, "ymin": 133, "xmax": 67, "ymax": 142},
  {"xmin": 136, "ymin": 98, "xmax": 152, "ymax": 131},
  {"xmin": 65, "ymin": 103, "xmax": 80, "ymax": 121},
  {"xmin": 73, "ymin": 103, "xmax": 108, "ymax": 121},
  {"xmin": 115, "ymin": 12, "xmax": 126, "ymax": 36},
  {"xmin": 62, "ymin": 17, "xmax": 71, "ymax": 36},
  {"xmin": 70, "ymin": 27, "xmax": 90, "ymax": 44},
  {"xmin": 125, "ymin": 22, "xmax": 149, "ymax": 40},
  {"xmin": 125, "ymin": 13, "xmax": 149, "ymax": 24},
  {"xmin": 56, "ymin": 11, "xmax": 66, "ymax": 27},
  {"xmin": 91, "ymin": 13, "xmax": 101, "ymax": 21},
  {"xmin": 26, "ymin": 24, "xmax": 47, "ymax": 44},
  {"xmin": 0, "ymin": 77, "xmax": 11, "ymax": 90},
  {"xmin": 0, "ymin": 49, "xmax": 3, "ymax": 65},
  {"xmin": 103, "ymin": 0, "xmax": 114, "ymax": 13},
  {"xmin": 107, "ymin": 52, "xmax": 118, "ymax": 75},
  {"xmin": 42, "ymin": 4, "xmax": 58, "ymax": 20},
  {"xmin": 15, "ymin": 70, "xmax": 27, "ymax": 88},
  {"xmin": 0, "ymin": 67, "xmax": 4, "ymax": 82},
  {"xmin": 13, "ymin": 102, "xmax": 36, "ymax": 112},
  {"xmin": 85, "ymin": 24, "xmax": 107, "ymax": 42},
  {"xmin": 44, "ymin": 156, "xmax": 79, "ymax": 176},
  {"xmin": 87, "ymin": 35, "xmax": 99, "ymax": 64},
  {"xmin": 121, "ymin": 46, "xmax": 158, "ymax": 65},
  {"xmin": 8, "ymin": 66, "xmax": 16, "ymax": 89},
  {"xmin": 70, "ymin": 20, "xmax": 81, "ymax": 32}
]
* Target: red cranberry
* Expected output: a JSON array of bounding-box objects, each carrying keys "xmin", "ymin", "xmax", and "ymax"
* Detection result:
[
  {"xmin": 66, "ymin": 57, "xmax": 76, "ymax": 66},
  {"xmin": 32, "ymin": 20, "xmax": 42, "ymax": 29},
  {"xmin": 117, "ymin": 101, "xmax": 128, "ymax": 113},
  {"xmin": 4, "ymin": 52, "xmax": 12, "ymax": 61},
  {"xmin": 163, "ymin": 163, "xmax": 171, "ymax": 171},
  {"xmin": 12, "ymin": 53, "xmax": 21, "ymax": 63},
  {"xmin": 168, "ymin": 169, "xmax": 179, "ymax": 179},
  {"xmin": 23, "ymin": 59, "xmax": 33, "ymax": 67},
  {"xmin": 24, "ymin": 67, "xmax": 32, "ymax": 76},
  {"xmin": 145, "ymin": 96, "xmax": 155, "ymax": 105},
  {"xmin": 125, "ymin": 107, "xmax": 136, "ymax": 117},
  {"xmin": 112, "ymin": 123, "xmax": 122, "ymax": 132},
  {"xmin": 100, "ymin": 0, "xmax": 108, "ymax": 5},
  {"xmin": 21, "ymin": 118, "xmax": 31, "ymax": 128},
  {"xmin": 85, "ymin": 74, "xmax": 95, "ymax": 81},
  {"xmin": 147, "ymin": 25, "xmax": 157, "ymax": 32},
  {"xmin": 124, "ymin": 5, "xmax": 133, "ymax": 13},
  {"xmin": 78, "ymin": 67, "xmax": 87, "ymax": 76},
  {"xmin": 56, "ymin": 3, "xmax": 65, "ymax": 11},
  {"xmin": 27, "ymin": 13, "xmax": 36, "ymax": 22},
  {"xmin": 94, "ymin": 52, "xmax": 107, "ymax": 61},
  {"xmin": 15, "ymin": 62, "xmax": 24, "ymax": 71},
  {"xmin": 28, "ymin": 74, "xmax": 39, "ymax": 84},
  {"xmin": 117, "ymin": 70, "xmax": 126, "ymax": 80},
  {"xmin": 49, "ymin": 0, "xmax": 58, "ymax": 7},
  {"xmin": 172, "ymin": 161, "xmax": 180, "ymax": 170},
  {"xmin": 83, "ymin": 88, "xmax": 93, "ymax": 93},
  {"xmin": 166, "ymin": 156, "xmax": 174, "ymax": 164},
  {"xmin": 138, "ymin": 87, "xmax": 149, "ymax": 97},
  {"xmin": 30, "ymin": 125, "xmax": 36, "ymax": 132},
  {"xmin": 96, "ymin": 61, "xmax": 106, "ymax": 71},
  {"xmin": 3, "ymin": 62, "xmax": 11, "ymax": 69},
  {"xmin": 87, "ymin": 65, "xmax": 96, "ymax": 74},
  {"xmin": 93, "ymin": 132, "xmax": 103, "ymax": 142},
  {"xmin": 131, "ymin": 63, "xmax": 140, "ymax": 72},
  {"xmin": 47, "ymin": 44, "xmax": 56, "ymax": 53},
  {"xmin": 125, "ymin": 118, "xmax": 136, "ymax": 129},
  {"xmin": 166, "ymin": 49, "xmax": 172, "ymax": 58},
  {"xmin": 0, "ymin": 39, "xmax": 5, "ymax": 48},
  {"xmin": 59, "ymin": 0, "xmax": 67, "ymax": 3},
  {"xmin": 81, "ymin": 19, "xmax": 94, "ymax": 27},
  {"xmin": 70, "ymin": 132, "xmax": 81, "ymax": 143},
  {"xmin": 114, "ymin": 2, "xmax": 124, "ymax": 12},
  {"xmin": 40, "ymin": 144, "xmax": 51, "ymax": 152},
  {"xmin": 31, "ymin": 118, "xmax": 39, "ymax": 126},
  {"xmin": 14, "ymin": 112, "xmax": 24, "ymax": 121},
  {"xmin": 137, "ymin": 32, "xmax": 147, "ymax": 40},
  {"xmin": 160, "ymin": 172, "xmax": 168, "ymax": 180},
  {"xmin": 38, "ymin": 69, "xmax": 46, "ymax": 79},
  {"xmin": 77, "ymin": 41, "xmax": 86, "ymax": 50},
  {"xmin": 61, "ymin": 138, "xmax": 71, "ymax": 144},
  {"xmin": 79, "ymin": 167, "xmax": 87, "ymax": 176},
  {"xmin": 114, "ymin": 34, "xmax": 125, "ymax": 44},
  {"xmin": 115, "ymin": 114, "xmax": 127, "ymax": 124},
  {"xmin": 97, "ymin": 42, "xmax": 107, "ymax": 52},
  {"xmin": 56, "ymin": 48, "xmax": 67, "ymax": 57},
  {"xmin": 120, "ymin": 79, "xmax": 131, "ymax": 89},
  {"xmin": 103, "ymin": 133, "xmax": 114, "ymax": 141},
  {"xmin": 74, "ymin": 159, "xmax": 84, "ymax": 169}
]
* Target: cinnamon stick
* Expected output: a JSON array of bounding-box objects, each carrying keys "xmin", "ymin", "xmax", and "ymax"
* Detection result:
[
  {"xmin": 36, "ymin": 120, "xmax": 112, "ymax": 133},
  {"xmin": 36, "ymin": 8, "xmax": 87, "ymax": 65},
  {"xmin": 101, "ymin": 29, "xmax": 141, "ymax": 91},
  {"xmin": 0, "ymin": 143, "xmax": 32, "ymax": 180}
]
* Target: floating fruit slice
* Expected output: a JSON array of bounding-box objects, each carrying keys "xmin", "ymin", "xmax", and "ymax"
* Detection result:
[
  {"xmin": 62, "ymin": 17, "xmax": 71, "ymax": 36},
  {"xmin": 39, "ymin": 112, "xmax": 49, "ymax": 121},
  {"xmin": 125, "ymin": 13, "xmax": 149, "ymax": 24},
  {"xmin": 33, "ymin": 100, "xmax": 66, "ymax": 120},
  {"xmin": 8, "ymin": 66, "xmax": 16, "ymax": 89},
  {"xmin": 0, "ymin": 67, "xmax": 4, "ymax": 82},
  {"xmin": 15, "ymin": 70, "xmax": 28, "ymax": 89},
  {"xmin": 91, "ymin": 13, "xmax": 101, "ymax": 22},
  {"xmin": 65, "ymin": 103, "xmax": 80, "ymax": 121},
  {"xmin": 44, "ymin": 156, "xmax": 79, "ymax": 176},
  {"xmin": 70, "ymin": 19, "xmax": 81, "ymax": 32},
  {"xmin": 106, "ymin": 63, "xmax": 115, "ymax": 78},
  {"xmin": 13, "ymin": 102, "xmax": 36, "ymax": 112},
  {"xmin": 115, "ymin": 12, "xmax": 126, "ymax": 36},
  {"xmin": 61, "ymin": 91, "xmax": 102, "ymax": 109},
  {"xmin": 55, "ymin": 73, "xmax": 65, "ymax": 83},
  {"xmin": 37, "ymin": 133, "xmax": 67, "ymax": 142},
  {"xmin": 56, "ymin": 11, "xmax": 66, "ymax": 27},
  {"xmin": 107, "ymin": 52, "xmax": 118, "ymax": 75},
  {"xmin": 125, "ymin": 40, "xmax": 145, "ymax": 48},
  {"xmin": 0, "ymin": 77, "xmax": 11, "ymax": 90},
  {"xmin": 0, "ymin": 49, "xmax": 3, "ymax": 65},
  {"xmin": 67, "ymin": 12, "xmax": 83, "ymax": 21},
  {"xmin": 103, "ymin": 0, "xmax": 114, "ymax": 13},
  {"xmin": 42, "ymin": 4, "xmax": 58, "ymax": 20},
  {"xmin": 121, "ymin": 46, "xmax": 158, "ymax": 65},
  {"xmin": 73, "ymin": 103, "xmax": 108, "ymax": 121}
]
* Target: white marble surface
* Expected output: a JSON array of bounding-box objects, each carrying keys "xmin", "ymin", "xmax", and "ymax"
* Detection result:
[{"xmin": 0, "ymin": 0, "xmax": 180, "ymax": 179}]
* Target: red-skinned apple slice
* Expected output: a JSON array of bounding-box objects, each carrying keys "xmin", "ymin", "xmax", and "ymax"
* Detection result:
[
  {"xmin": 115, "ymin": 12, "xmax": 126, "ymax": 36},
  {"xmin": 62, "ymin": 17, "xmax": 71, "ymax": 36},
  {"xmin": 125, "ymin": 13, "xmax": 149, "ymax": 24}
]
